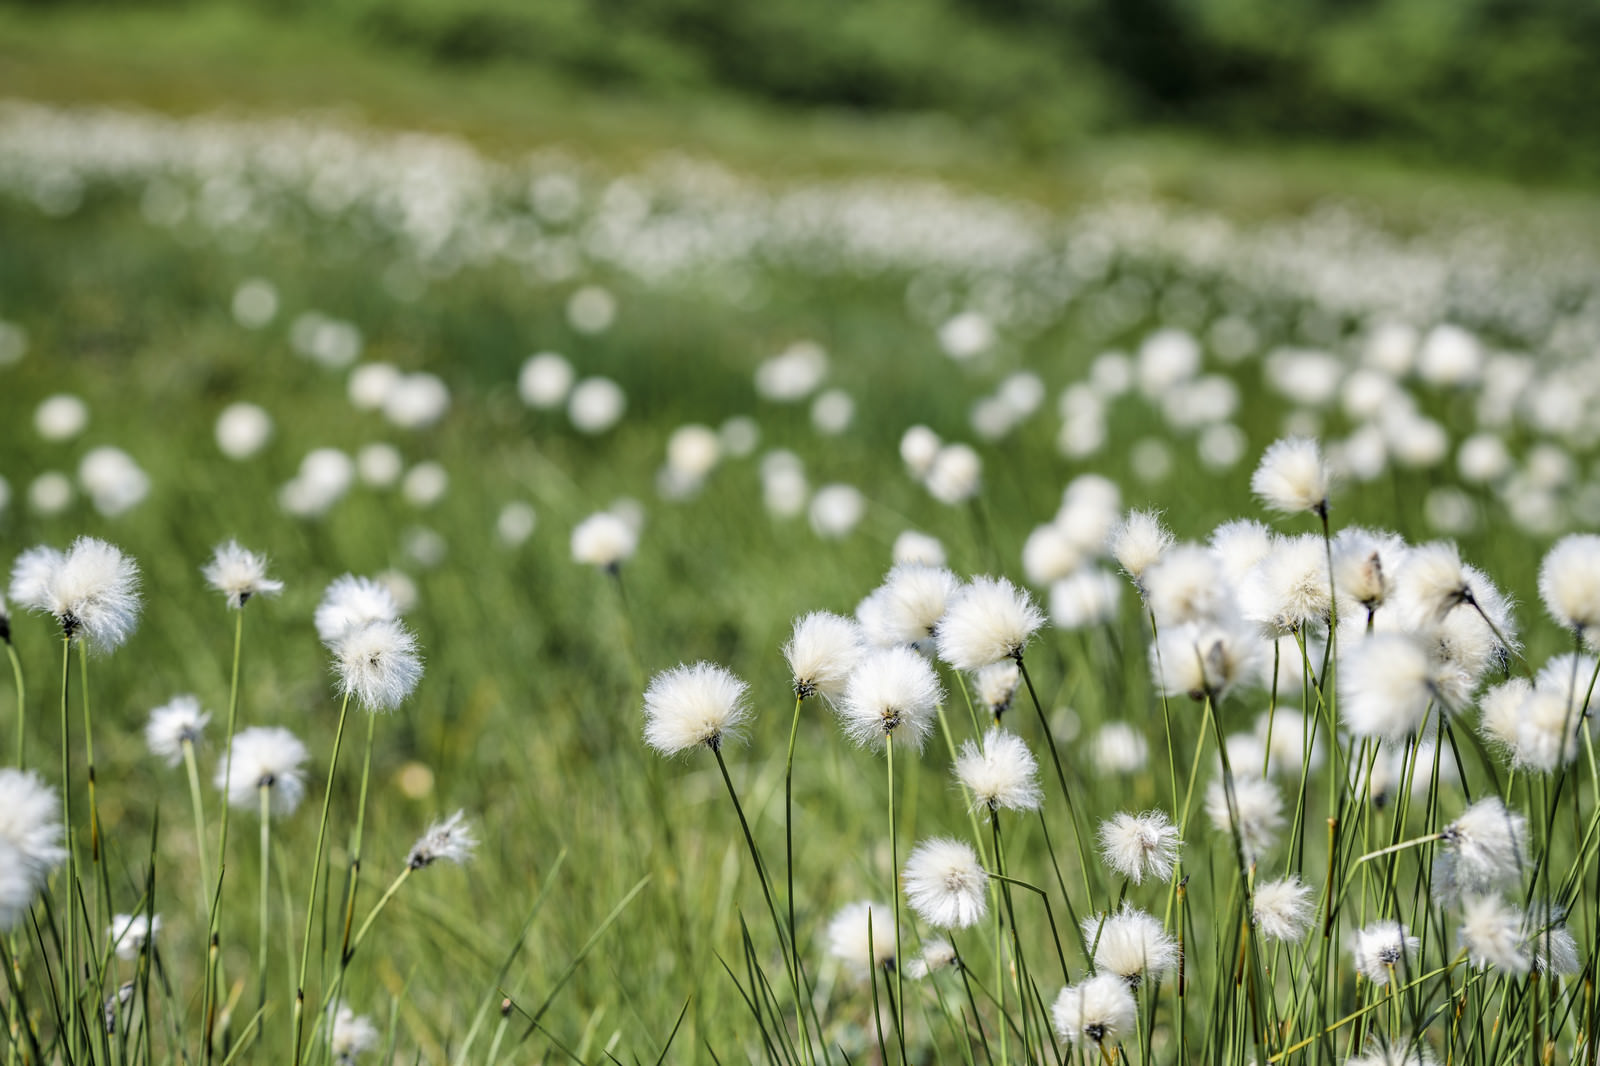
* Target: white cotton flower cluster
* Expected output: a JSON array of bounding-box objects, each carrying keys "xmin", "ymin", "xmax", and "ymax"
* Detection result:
[
  {"xmin": 897, "ymin": 426, "xmax": 983, "ymax": 506},
  {"xmin": 0, "ymin": 770, "xmax": 67, "ymax": 930},
  {"xmin": 1097, "ymin": 810, "xmax": 1181, "ymax": 885},
  {"xmin": 902, "ymin": 837, "xmax": 988, "ymax": 930},
  {"xmin": 643, "ymin": 661, "xmax": 750, "ymax": 755},
  {"xmin": 1476, "ymin": 652, "xmax": 1595, "ymax": 772},
  {"xmin": 826, "ymin": 900, "xmax": 896, "ymax": 976},
  {"xmin": 955, "ymin": 728, "xmax": 1042, "ymax": 813},
  {"xmin": 316, "ymin": 576, "xmax": 424, "ymax": 712},
  {"xmin": 783, "ymin": 611, "xmax": 864, "ymax": 703},
  {"xmin": 9, "ymin": 536, "xmax": 141, "ymax": 650},
  {"xmin": 145, "ymin": 694, "xmax": 210, "ymax": 767},
  {"xmin": 1081, "ymin": 903, "xmax": 1179, "ymax": 987},
  {"xmin": 216, "ymin": 726, "xmax": 310, "ymax": 817},
  {"xmin": 201, "ymin": 539, "xmax": 283, "ymax": 608},
  {"xmin": 406, "ymin": 810, "xmax": 478, "ymax": 869},
  {"xmin": 570, "ymin": 509, "xmax": 639, "ymax": 571}
]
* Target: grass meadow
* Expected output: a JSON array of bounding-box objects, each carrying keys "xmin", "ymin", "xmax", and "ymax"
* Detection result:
[{"xmin": 3, "ymin": 52, "xmax": 1600, "ymax": 1066}]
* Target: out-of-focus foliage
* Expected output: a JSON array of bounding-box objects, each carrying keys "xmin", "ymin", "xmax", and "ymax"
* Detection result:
[{"xmin": 13, "ymin": 0, "xmax": 1590, "ymax": 177}]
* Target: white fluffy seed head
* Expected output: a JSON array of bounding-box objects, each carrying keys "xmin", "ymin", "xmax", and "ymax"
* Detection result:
[
  {"xmin": 892, "ymin": 530, "xmax": 946, "ymax": 567},
  {"xmin": 1151, "ymin": 620, "xmax": 1262, "ymax": 702},
  {"xmin": 973, "ymin": 660, "xmax": 1020, "ymax": 720},
  {"xmin": 1022, "ymin": 524, "xmax": 1084, "ymax": 586},
  {"xmin": 331, "ymin": 1004, "xmax": 380, "ymax": 1064},
  {"xmin": 1109, "ymin": 510, "xmax": 1174, "ymax": 584},
  {"xmin": 1142, "ymin": 545, "xmax": 1231, "ymax": 628},
  {"xmin": 955, "ymin": 728, "xmax": 1043, "ymax": 812},
  {"xmin": 1345, "ymin": 1037, "xmax": 1438, "ymax": 1066},
  {"xmin": 202, "ymin": 540, "xmax": 283, "ymax": 609},
  {"xmin": 1394, "ymin": 542, "xmax": 1473, "ymax": 621},
  {"xmin": 905, "ymin": 939, "xmax": 958, "ymax": 979},
  {"xmin": 1526, "ymin": 903, "xmax": 1581, "ymax": 975},
  {"xmin": 1098, "ymin": 811, "xmax": 1180, "ymax": 885},
  {"xmin": 1237, "ymin": 533, "xmax": 1331, "ymax": 637},
  {"xmin": 784, "ymin": 611, "xmax": 864, "ymax": 702},
  {"xmin": 1051, "ymin": 974, "xmax": 1137, "ymax": 1047},
  {"xmin": 902, "ymin": 837, "xmax": 989, "ymax": 930},
  {"xmin": 924, "ymin": 443, "xmax": 982, "ymax": 504},
  {"xmin": 1251, "ymin": 877, "xmax": 1314, "ymax": 942},
  {"xmin": 1339, "ymin": 633, "xmax": 1440, "ymax": 741},
  {"xmin": 1351, "ymin": 920, "xmax": 1419, "ymax": 985},
  {"xmin": 144, "ymin": 695, "xmax": 210, "ymax": 768},
  {"xmin": 1090, "ymin": 723, "xmax": 1149, "ymax": 774},
  {"xmin": 570, "ymin": 511, "xmax": 638, "ymax": 570},
  {"xmin": 1458, "ymin": 895, "xmax": 1530, "ymax": 974},
  {"xmin": 107, "ymin": 913, "xmax": 160, "ymax": 962},
  {"xmin": 1332, "ymin": 527, "xmax": 1408, "ymax": 614},
  {"xmin": 642, "ymin": 662, "xmax": 751, "ymax": 755},
  {"xmin": 1441, "ymin": 798, "xmax": 1527, "ymax": 896},
  {"xmin": 1251, "ymin": 437, "xmax": 1329, "ymax": 515},
  {"xmin": 1540, "ymin": 533, "xmax": 1600, "ymax": 635},
  {"xmin": 837, "ymin": 646, "xmax": 943, "ymax": 752},
  {"xmin": 314, "ymin": 575, "xmax": 400, "ymax": 644},
  {"xmin": 1209, "ymin": 519, "xmax": 1274, "ymax": 586},
  {"xmin": 0, "ymin": 770, "xmax": 67, "ymax": 931},
  {"xmin": 1082, "ymin": 903, "xmax": 1179, "ymax": 985},
  {"xmin": 1478, "ymin": 677, "xmax": 1530, "ymax": 754},
  {"xmin": 863, "ymin": 564, "xmax": 960, "ymax": 648},
  {"xmin": 1205, "ymin": 775, "xmax": 1283, "ymax": 865},
  {"xmin": 406, "ymin": 810, "xmax": 478, "ymax": 869},
  {"xmin": 1048, "ymin": 568, "xmax": 1121, "ymax": 630},
  {"xmin": 10, "ymin": 537, "xmax": 141, "ymax": 650},
  {"xmin": 934, "ymin": 576, "xmax": 1044, "ymax": 670},
  {"xmin": 216, "ymin": 727, "xmax": 310, "ymax": 816},
  {"xmin": 899, "ymin": 425, "xmax": 941, "ymax": 477},
  {"xmin": 333, "ymin": 618, "xmax": 423, "ymax": 712},
  {"xmin": 1512, "ymin": 686, "xmax": 1586, "ymax": 772},
  {"xmin": 827, "ymin": 900, "xmax": 895, "ymax": 976}
]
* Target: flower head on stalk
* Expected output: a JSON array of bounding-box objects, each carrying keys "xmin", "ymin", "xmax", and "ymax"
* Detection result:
[
  {"xmin": 315, "ymin": 574, "xmax": 400, "ymax": 644},
  {"xmin": 783, "ymin": 611, "xmax": 863, "ymax": 703},
  {"xmin": 1251, "ymin": 437, "xmax": 1329, "ymax": 517},
  {"xmin": 216, "ymin": 726, "xmax": 310, "ymax": 816},
  {"xmin": 1050, "ymin": 974, "xmax": 1137, "ymax": 1048},
  {"xmin": 107, "ymin": 913, "xmax": 161, "ymax": 962},
  {"xmin": 1098, "ymin": 810, "xmax": 1181, "ymax": 885},
  {"xmin": 838, "ymin": 645, "xmax": 943, "ymax": 752},
  {"xmin": 934, "ymin": 575, "xmax": 1044, "ymax": 670},
  {"xmin": 955, "ymin": 728, "xmax": 1042, "ymax": 813},
  {"xmin": 202, "ymin": 540, "xmax": 284, "ymax": 608},
  {"xmin": 643, "ymin": 662, "xmax": 750, "ymax": 755},
  {"xmin": 902, "ymin": 837, "xmax": 988, "ymax": 930},
  {"xmin": 406, "ymin": 810, "xmax": 478, "ymax": 869},
  {"xmin": 331, "ymin": 618, "xmax": 424, "ymax": 712},
  {"xmin": 10, "ymin": 537, "xmax": 141, "ymax": 650},
  {"xmin": 145, "ymin": 694, "xmax": 210, "ymax": 767},
  {"xmin": 826, "ymin": 900, "xmax": 896, "ymax": 977}
]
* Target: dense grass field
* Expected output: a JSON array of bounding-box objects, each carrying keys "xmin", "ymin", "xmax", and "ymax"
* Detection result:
[{"xmin": 3, "ymin": 52, "xmax": 1600, "ymax": 1066}]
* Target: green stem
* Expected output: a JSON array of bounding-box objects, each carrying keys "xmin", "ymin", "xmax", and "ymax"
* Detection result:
[
  {"xmin": 205, "ymin": 609, "xmax": 245, "ymax": 1066},
  {"xmin": 58, "ymin": 634, "xmax": 78, "ymax": 1060},
  {"xmin": 1017, "ymin": 655, "xmax": 1097, "ymax": 909},
  {"xmin": 781, "ymin": 694, "xmax": 815, "ymax": 1066},
  {"xmin": 886, "ymin": 738, "xmax": 908, "ymax": 1066},
  {"xmin": 292, "ymin": 690, "xmax": 353, "ymax": 1066},
  {"xmin": 258, "ymin": 786, "xmax": 271, "ymax": 1013},
  {"xmin": 6, "ymin": 641, "xmax": 23, "ymax": 769},
  {"xmin": 183, "ymin": 740, "xmax": 212, "ymax": 917}
]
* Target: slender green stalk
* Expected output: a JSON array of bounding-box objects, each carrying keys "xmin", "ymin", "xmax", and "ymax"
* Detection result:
[
  {"xmin": 257, "ymin": 786, "xmax": 271, "ymax": 1013},
  {"xmin": 780, "ymin": 694, "xmax": 815, "ymax": 1066},
  {"xmin": 340, "ymin": 710, "xmax": 379, "ymax": 962},
  {"xmin": 886, "ymin": 738, "xmax": 908, "ymax": 1066},
  {"xmin": 205, "ymin": 609, "xmax": 246, "ymax": 1065},
  {"xmin": 58, "ymin": 634, "xmax": 79, "ymax": 1060},
  {"xmin": 346, "ymin": 867, "xmax": 411, "ymax": 961},
  {"xmin": 292, "ymin": 689, "xmax": 354, "ymax": 1066},
  {"xmin": 183, "ymin": 740, "xmax": 212, "ymax": 916},
  {"xmin": 1016, "ymin": 656, "xmax": 1097, "ymax": 909},
  {"xmin": 6, "ymin": 641, "xmax": 23, "ymax": 768}
]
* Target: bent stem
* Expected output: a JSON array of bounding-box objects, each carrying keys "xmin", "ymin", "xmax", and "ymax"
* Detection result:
[
  {"xmin": 1016, "ymin": 656, "xmax": 1097, "ymax": 910},
  {"xmin": 292, "ymin": 689, "xmax": 353, "ymax": 1066}
]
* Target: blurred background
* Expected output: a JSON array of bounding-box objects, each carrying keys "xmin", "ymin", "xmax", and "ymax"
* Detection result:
[{"xmin": 5, "ymin": 0, "xmax": 1600, "ymax": 184}]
